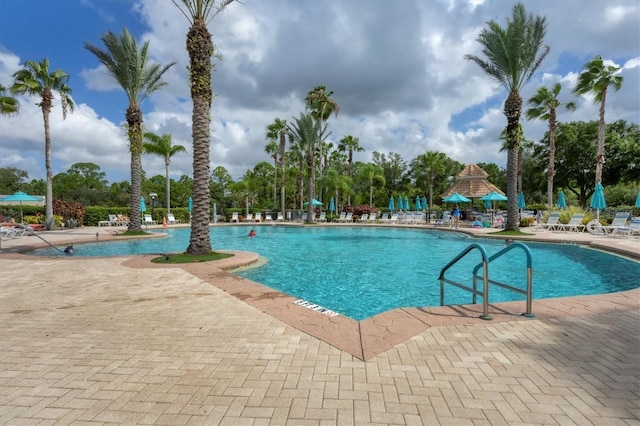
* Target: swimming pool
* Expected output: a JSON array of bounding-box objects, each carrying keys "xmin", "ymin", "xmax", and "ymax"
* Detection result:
[{"xmin": 30, "ymin": 226, "xmax": 640, "ymax": 320}]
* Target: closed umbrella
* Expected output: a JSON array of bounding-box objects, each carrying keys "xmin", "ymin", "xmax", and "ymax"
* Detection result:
[
  {"xmin": 415, "ymin": 195, "xmax": 422, "ymax": 211},
  {"xmin": 517, "ymin": 192, "xmax": 526, "ymax": 209},
  {"xmin": 388, "ymin": 196, "xmax": 395, "ymax": 212},
  {"xmin": 421, "ymin": 196, "xmax": 427, "ymax": 211},
  {"xmin": 0, "ymin": 191, "xmax": 41, "ymax": 224},
  {"xmin": 187, "ymin": 196, "xmax": 193, "ymax": 222},
  {"xmin": 589, "ymin": 183, "xmax": 606, "ymax": 220},
  {"xmin": 404, "ymin": 196, "xmax": 410, "ymax": 211},
  {"xmin": 557, "ymin": 191, "xmax": 566, "ymax": 209},
  {"xmin": 635, "ymin": 191, "xmax": 640, "ymax": 208},
  {"xmin": 329, "ymin": 197, "xmax": 335, "ymax": 212},
  {"xmin": 140, "ymin": 196, "xmax": 147, "ymax": 213},
  {"xmin": 397, "ymin": 196, "xmax": 404, "ymax": 211}
]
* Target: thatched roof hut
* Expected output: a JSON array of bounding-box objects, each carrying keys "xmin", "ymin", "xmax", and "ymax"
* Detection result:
[{"xmin": 441, "ymin": 163, "xmax": 504, "ymax": 199}]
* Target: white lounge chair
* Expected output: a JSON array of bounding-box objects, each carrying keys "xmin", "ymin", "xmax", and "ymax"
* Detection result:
[
  {"xmin": 389, "ymin": 213, "xmax": 399, "ymax": 224},
  {"xmin": 611, "ymin": 217, "xmax": 640, "ymax": 238},
  {"xmin": 230, "ymin": 212, "xmax": 239, "ymax": 223},
  {"xmin": 368, "ymin": 212, "xmax": 378, "ymax": 223},
  {"xmin": 254, "ymin": 212, "xmax": 262, "ymax": 222},
  {"xmin": 144, "ymin": 214, "xmax": 157, "ymax": 225},
  {"xmin": 358, "ymin": 213, "xmax": 369, "ymax": 223},
  {"xmin": 167, "ymin": 213, "xmax": 181, "ymax": 224},
  {"xmin": 344, "ymin": 212, "xmax": 353, "ymax": 223},
  {"xmin": 317, "ymin": 212, "xmax": 326, "ymax": 222},
  {"xmin": 537, "ymin": 212, "xmax": 561, "ymax": 231},
  {"xmin": 557, "ymin": 214, "xmax": 585, "ymax": 232},
  {"xmin": 245, "ymin": 213, "xmax": 254, "ymax": 222},
  {"xmin": 276, "ymin": 212, "xmax": 284, "ymax": 222},
  {"xmin": 334, "ymin": 212, "xmax": 346, "ymax": 222},
  {"xmin": 265, "ymin": 214, "xmax": 273, "ymax": 221},
  {"xmin": 604, "ymin": 212, "xmax": 630, "ymax": 235},
  {"xmin": 379, "ymin": 213, "xmax": 389, "ymax": 224}
]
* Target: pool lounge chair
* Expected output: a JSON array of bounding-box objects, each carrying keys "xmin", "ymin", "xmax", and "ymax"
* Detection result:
[
  {"xmin": 265, "ymin": 214, "xmax": 273, "ymax": 221},
  {"xmin": 254, "ymin": 213, "xmax": 262, "ymax": 222},
  {"xmin": 557, "ymin": 214, "xmax": 585, "ymax": 232},
  {"xmin": 167, "ymin": 213, "xmax": 181, "ymax": 224},
  {"xmin": 603, "ymin": 212, "xmax": 630, "ymax": 235},
  {"xmin": 230, "ymin": 212, "xmax": 239, "ymax": 223},
  {"xmin": 379, "ymin": 213, "xmax": 389, "ymax": 224},
  {"xmin": 144, "ymin": 214, "xmax": 157, "ymax": 225},
  {"xmin": 334, "ymin": 212, "xmax": 346, "ymax": 222},
  {"xmin": 245, "ymin": 213, "xmax": 254, "ymax": 222},
  {"xmin": 317, "ymin": 212, "xmax": 326, "ymax": 222},
  {"xmin": 537, "ymin": 212, "xmax": 561, "ymax": 231},
  {"xmin": 358, "ymin": 213, "xmax": 369, "ymax": 223},
  {"xmin": 389, "ymin": 213, "xmax": 399, "ymax": 224},
  {"xmin": 611, "ymin": 217, "xmax": 640, "ymax": 238},
  {"xmin": 344, "ymin": 212, "xmax": 353, "ymax": 223},
  {"xmin": 368, "ymin": 212, "xmax": 378, "ymax": 223},
  {"xmin": 276, "ymin": 212, "xmax": 284, "ymax": 222}
]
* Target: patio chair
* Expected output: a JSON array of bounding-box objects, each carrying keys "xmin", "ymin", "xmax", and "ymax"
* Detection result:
[
  {"xmin": 254, "ymin": 212, "xmax": 262, "ymax": 222},
  {"xmin": 603, "ymin": 212, "xmax": 630, "ymax": 235},
  {"xmin": 358, "ymin": 213, "xmax": 369, "ymax": 223},
  {"xmin": 245, "ymin": 213, "xmax": 254, "ymax": 222},
  {"xmin": 167, "ymin": 213, "xmax": 181, "ymax": 224},
  {"xmin": 536, "ymin": 212, "xmax": 561, "ymax": 231},
  {"xmin": 334, "ymin": 212, "xmax": 346, "ymax": 222},
  {"xmin": 230, "ymin": 212, "xmax": 239, "ymax": 223},
  {"xmin": 379, "ymin": 213, "xmax": 389, "ymax": 224},
  {"xmin": 557, "ymin": 214, "xmax": 585, "ymax": 232},
  {"xmin": 368, "ymin": 212, "xmax": 378, "ymax": 223},
  {"xmin": 276, "ymin": 212, "xmax": 284, "ymax": 222},
  {"xmin": 144, "ymin": 214, "xmax": 157, "ymax": 225},
  {"xmin": 344, "ymin": 212, "xmax": 353, "ymax": 223},
  {"xmin": 389, "ymin": 213, "xmax": 399, "ymax": 224},
  {"xmin": 611, "ymin": 217, "xmax": 640, "ymax": 238},
  {"xmin": 317, "ymin": 212, "xmax": 326, "ymax": 222}
]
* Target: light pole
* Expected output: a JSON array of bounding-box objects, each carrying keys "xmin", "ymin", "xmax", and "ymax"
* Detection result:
[{"xmin": 150, "ymin": 192, "xmax": 157, "ymax": 222}]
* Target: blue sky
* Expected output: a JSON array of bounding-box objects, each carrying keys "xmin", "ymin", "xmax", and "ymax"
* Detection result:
[{"xmin": 1, "ymin": 0, "xmax": 638, "ymax": 184}]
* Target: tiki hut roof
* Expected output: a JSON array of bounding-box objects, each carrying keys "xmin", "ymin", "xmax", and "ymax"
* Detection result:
[{"xmin": 441, "ymin": 163, "xmax": 505, "ymax": 199}]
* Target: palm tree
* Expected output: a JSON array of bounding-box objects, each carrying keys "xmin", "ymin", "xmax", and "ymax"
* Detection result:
[
  {"xmin": 573, "ymin": 55, "xmax": 623, "ymax": 185},
  {"xmin": 305, "ymin": 85, "xmax": 339, "ymax": 202},
  {"xmin": 85, "ymin": 29, "xmax": 174, "ymax": 232},
  {"xmin": 338, "ymin": 135, "xmax": 364, "ymax": 205},
  {"xmin": 322, "ymin": 168, "xmax": 351, "ymax": 215},
  {"xmin": 411, "ymin": 151, "xmax": 447, "ymax": 210},
  {"xmin": 0, "ymin": 83, "xmax": 19, "ymax": 116},
  {"xmin": 264, "ymin": 140, "xmax": 279, "ymax": 205},
  {"xmin": 526, "ymin": 83, "xmax": 575, "ymax": 205},
  {"xmin": 11, "ymin": 59, "xmax": 74, "ymax": 225},
  {"xmin": 143, "ymin": 132, "xmax": 187, "ymax": 216},
  {"xmin": 357, "ymin": 163, "xmax": 385, "ymax": 207},
  {"xmin": 172, "ymin": 0, "xmax": 236, "ymax": 253},
  {"xmin": 465, "ymin": 3, "xmax": 549, "ymax": 231},
  {"xmin": 288, "ymin": 112, "xmax": 328, "ymax": 223},
  {"xmin": 265, "ymin": 118, "xmax": 290, "ymax": 216}
]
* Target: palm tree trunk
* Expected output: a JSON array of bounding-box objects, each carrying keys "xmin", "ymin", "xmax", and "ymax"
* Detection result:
[
  {"xmin": 595, "ymin": 91, "xmax": 607, "ymax": 184},
  {"xmin": 42, "ymin": 107, "xmax": 53, "ymax": 223},
  {"xmin": 186, "ymin": 18, "xmax": 213, "ymax": 254},
  {"xmin": 504, "ymin": 90, "xmax": 522, "ymax": 231},
  {"xmin": 547, "ymin": 109, "xmax": 556, "ymax": 206},
  {"xmin": 307, "ymin": 151, "xmax": 315, "ymax": 223},
  {"xmin": 127, "ymin": 105, "xmax": 143, "ymax": 232},
  {"xmin": 165, "ymin": 158, "xmax": 171, "ymax": 215}
]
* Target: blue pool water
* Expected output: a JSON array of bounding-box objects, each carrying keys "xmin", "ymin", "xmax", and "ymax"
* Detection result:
[{"xmin": 30, "ymin": 226, "xmax": 640, "ymax": 320}]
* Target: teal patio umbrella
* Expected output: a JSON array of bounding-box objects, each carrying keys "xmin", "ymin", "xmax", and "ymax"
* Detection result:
[
  {"xmin": 557, "ymin": 191, "xmax": 567, "ymax": 209},
  {"xmin": 415, "ymin": 195, "xmax": 422, "ymax": 211},
  {"xmin": 421, "ymin": 196, "xmax": 427, "ymax": 211},
  {"xmin": 140, "ymin": 196, "xmax": 147, "ymax": 213},
  {"xmin": 303, "ymin": 199, "xmax": 323, "ymax": 206},
  {"xmin": 635, "ymin": 191, "xmax": 640, "ymax": 208},
  {"xmin": 517, "ymin": 192, "xmax": 526, "ymax": 209},
  {"xmin": 388, "ymin": 196, "xmax": 395, "ymax": 212},
  {"xmin": 404, "ymin": 196, "xmax": 410, "ymax": 211},
  {"xmin": 0, "ymin": 191, "xmax": 41, "ymax": 224},
  {"xmin": 443, "ymin": 193, "xmax": 471, "ymax": 203},
  {"xmin": 329, "ymin": 197, "xmax": 335, "ymax": 212},
  {"xmin": 589, "ymin": 183, "xmax": 606, "ymax": 220},
  {"xmin": 187, "ymin": 196, "xmax": 193, "ymax": 222}
]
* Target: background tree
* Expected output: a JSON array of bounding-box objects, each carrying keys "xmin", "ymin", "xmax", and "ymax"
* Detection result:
[
  {"xmin": 355, "ymin": 163, "xmax": 385, "ymax": 207},
  {"xmin": 526, "ymin": 83, "xmax": 576, "ymax": 205},
  {"xmin": 338, "ymin": 135, "xmax": 364, "ymax": 206},
  {"xmin": 573, "ymin": 55, "xmax": 623, "ymax": 185},
  {"xmin": 465, "ymin": 3, "xmax": 549, "ymax": 230},
  {"xmin": 85, "ymin": 29, "xmax": 174, "ymax": 231},
  {"xmin": 210, "ymin": 165, "xmax": 233, "ymax": 213},
  {"xmin": 0, "ymin": 83, "xmax": 19, "ymax": 116},
  {"xmin": 264, "ymin": 139, "xmax": 279, "ymax": 205},
  {"xmin": 288, "ymin": 112, "xmax": 328, "ymax": 223},
  {"xmin": 371, "ymin": 151, "xmax": 410, "ymax": 197},
  {"xmin": 410, "ymin": 151, "xmax": 448, "ymax": 210},
  {"xmin": 11, "ymin": 58, "xmax": 74, "ymax": 225},
  {"xmin": 265, "ymin": 118, "xmax": 290, "ymax": 217},
  {"xmin": 173, "ymin": 0, "xmax": 236, "ymax": 253},
  {"xmin": 305, "ymin": 85, "xmax": 339, "ymax": 202},
  {"xmin": 0, "ymin": 167, "xmax": 29, "ymax": 194},
  {"xmin": 143, "ymin": 132, "xmax": 187, "ymax": 215}
]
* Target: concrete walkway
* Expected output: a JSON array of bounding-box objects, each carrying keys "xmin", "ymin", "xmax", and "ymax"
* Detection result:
[{"xmin": 0, "ymin": 224, "xmax": 638, "ymax": 424}]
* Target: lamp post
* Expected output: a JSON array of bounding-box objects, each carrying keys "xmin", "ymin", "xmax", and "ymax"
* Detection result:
[{"xmin": 150, "ymin": 192, "xmax": 157, "ymax": 222}]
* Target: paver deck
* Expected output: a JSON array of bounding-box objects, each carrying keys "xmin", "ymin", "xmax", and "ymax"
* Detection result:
[{"xmin": 1, "ymin": 224, "xmax": 638, "ymax": 424}]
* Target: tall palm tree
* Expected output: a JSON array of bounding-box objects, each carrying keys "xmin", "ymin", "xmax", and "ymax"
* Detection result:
[
  {"xmin": 85, "ymin": 29, "xmax": 174, "ymax": 232},
  {"xmin": 288, "ymin": 112, "xmax": 328, "ymax": 223},
  {"xmin": 11, "ymin": 59, "xmax": 74, "ymax": 225},
  {"xmin": 172, "ymin": 0, "xmax": 236, "ymax": 254},
  {"xmin": 264, "ymin": 140, "xmax": 279, "ymax": 205},
  {"xmin": 0, "ymin": 83, "xmax": 19, "ymax": 116},
  {"xmin": 411, "ymin": 151, "xmax": 447, "ymax": 210},
  {"xmin": 337, "ymin": 135, "xmax": 364, "ymax": 206},
  {"xmin": 357, "ymin": 163, "xmax": 385, "ymax": 207},
  {"xmin": 525, "ymin": 83, "xmax": 575, "ymax": 205},
  {"xmin": 573, "ymin": 55, "xmax": 623, "ymax": 185},
  {"xmin": 143, "ymin": 132, "xmax": 187, "ymax": 215},
  {"xmin": 305, "ymin": 85, "xmax": 339, "ymax": 202},
  {"xmin": 265, "ymin": 118, "xmax": 290, "ymax": 216},
  {"xmin": 465, "ymin": 3, "xmax": 549, "ymax": 231}
]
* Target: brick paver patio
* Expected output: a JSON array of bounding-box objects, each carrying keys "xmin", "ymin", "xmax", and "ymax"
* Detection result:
[{"xmin": 0, "ymin": 225, "xmax": 638, "ymax": 424}]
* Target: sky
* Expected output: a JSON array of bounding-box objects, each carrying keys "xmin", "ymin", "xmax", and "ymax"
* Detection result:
[{"xmin": 0, "ymin": 0, "xmax": 638, "ymax": 185}]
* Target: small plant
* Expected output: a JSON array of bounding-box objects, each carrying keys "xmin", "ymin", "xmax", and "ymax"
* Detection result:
[
  {"xmin": 519, "ymin": 218, "xmax": 530, "ymax": 227},
  {"xmin": 44, "ymin": 216, "xmax": 56, "ymax": 230},
  {"xmin": 65, "ymin": 218, "xmax": 78, "ymax": 229}
]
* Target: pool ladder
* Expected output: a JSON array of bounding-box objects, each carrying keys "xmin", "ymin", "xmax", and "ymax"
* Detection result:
[{"xmin": 438, "ymin": 242, "xmax": 535, "ymax": 320}]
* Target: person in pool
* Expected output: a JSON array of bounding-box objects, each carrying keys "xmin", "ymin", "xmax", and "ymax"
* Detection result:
[
  {"xmin": 64, "ymin": 244, "xmax": 74, "ymax": 255},
  {"xmin": 248, "ymin": 229, "xmax": 256, "ymax": 237}
]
